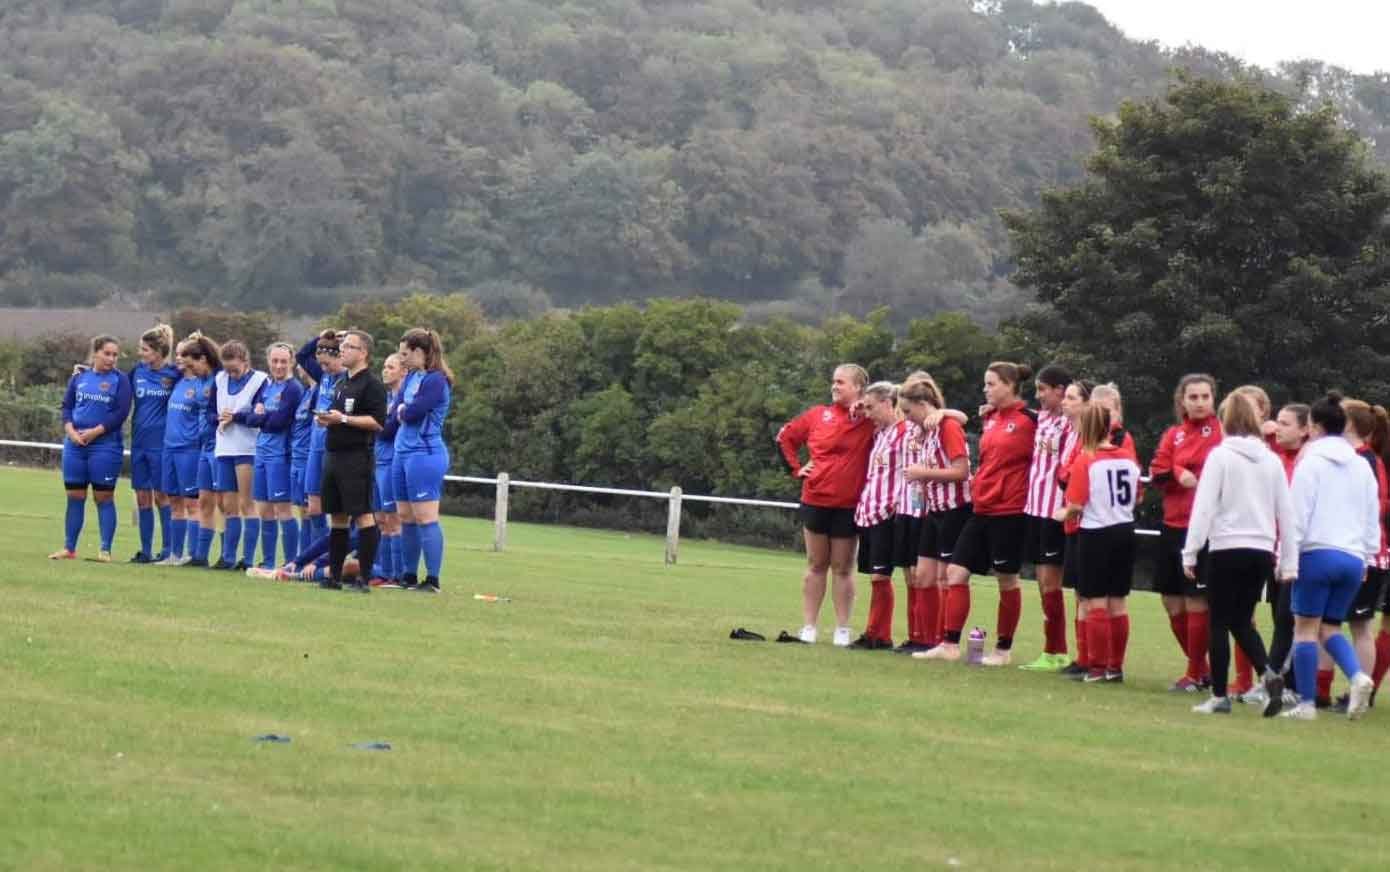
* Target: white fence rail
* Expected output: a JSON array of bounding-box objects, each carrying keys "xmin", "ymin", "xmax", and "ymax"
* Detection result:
[{"xmin": 0, "ymin": 439, "xmax": 1160, "ymax": 566}]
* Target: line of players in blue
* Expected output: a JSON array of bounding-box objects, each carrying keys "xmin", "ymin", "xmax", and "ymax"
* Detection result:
[{"xmin": 54, "ymin": 325, "xmax": 454, "ymax": 591}]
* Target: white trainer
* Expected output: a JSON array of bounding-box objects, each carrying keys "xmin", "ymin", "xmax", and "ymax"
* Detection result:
[
  {"xmin": 1192, "ymin": 695, "xmax": 1232, "ymax": 714},
  {"xmin": 245, "ymin": 567, "xmax": 277, "ymax": 579},
  {"xmin": 1238, "ymin": 686, "xmax": 1268, "ymax": 706},
  {"xmin": 798, "ymin": 625, "xmax": 818, "ymax": 644},
  {"xmin": 913, "ymin": 643, "xmax": 960, "ymax": 661},
  {"xmin": 173, "ymin": 555, "xmax": 193, "ymax": 566},
  {"xmin": 1281, "ymin": 702, "xmax": 1317, "ymax": 721},
  {"xmin": 832, "ymin": 627, "xmax": 853, "ymax": 648},
  {"xmin": 1347, "ymin": 672, "xmax": 1374, "ymax": 720},
  {"xmin": 981, "ymin": 649, "xmax": 1012, "ymax": 667},
  {"xmin": 153, "ymin": 555, "xmax": 179, "ymax": 566}
]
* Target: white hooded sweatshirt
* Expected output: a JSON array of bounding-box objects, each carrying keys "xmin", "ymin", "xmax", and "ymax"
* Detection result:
[
  {"xmin": 1289, "ymin": 435, "xmax": 1380, "ymax": 565},
  {"xmin": 1182, "ymin": 435, "xmax": 1299, "ymax": 577}
]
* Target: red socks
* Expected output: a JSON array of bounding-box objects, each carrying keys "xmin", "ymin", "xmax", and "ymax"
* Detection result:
[
  {"xmin": 1085, "ymin": 608, "xmax": 1110, "ymax": 676},
  {"xmin": 934, "ymin": 587, "xmax": 947, "ymax": 643},
  {"xmin": 1041, "ymin": 588, "xmax": 1067, "ymax": 655},
  {"xmin": 1373, "ymin": 630, "xmax": 1390, "ymax": 690},
  {"xmin": 906, "ymin": 586, "xmax": 921, "ymax": 643},
  {"xmin": 1233, "ymin": 645, "xmax": 1254, "ymax": 693},
  {"xmin": 922, "ymin": 587, "xmax": 943, "ymax": 646},
  {"xmin": 944, "ymin": 584, "xmax": 971, "ymax": 639},
  {"xmin": 1185, "ymin": 610, "xmax": 1210, "ymax": 681},
  {"xmin": 1109, "ymin": 614, "xmax": 1129, "ymax": 672},
  {"xmin": 1317, "ymin": 668, "xmax": 1334, "ymax": 703},
  {"xmin": 1168, "ymin": 612, "xmax": 1189, "ymax": 657},
  {"xmin": 1075, "ymin": 611, "xmax": 1089, "ymax": 668},
  {"xmin": 997, "ymin": 588, "xmax": 1022, "ymax": 647},
  {"xmin": 866, "ymin": 579, "xmax": 895, "ymax": 642}
]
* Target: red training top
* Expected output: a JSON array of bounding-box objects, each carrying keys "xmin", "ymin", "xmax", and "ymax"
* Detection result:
[
  {"xmin": 972, "ymin": 401, "xmax": 1037, "ymax": 516},
  {"xmin": 1356, "ymin": 445, "xmax": 1390, "ymax": 571},
  {"xmin": 1149, "ymin": 416, "xmax": 1223, "ymax": 528},
  {"xmin": 777, "ymin": 403, "xmax": 875, "ymax": 509}
]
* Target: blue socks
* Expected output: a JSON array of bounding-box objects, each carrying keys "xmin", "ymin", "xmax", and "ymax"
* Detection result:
[
  {"xmin": 138, "ymin": 507, "xmax": 155, "ymax": 557},
  {"xmin": 97, "ymin": 500, "xmax": 117, "ymax": 552},
  {"xmin": 1324, "ymin": 633, "xmax": 1362, "ymax": 680},
  {"xmin": 170, "ymin": 518, "xmax": 188, "ymax": 558},
  {"xmin": 310, "ymin": 513, "xmax": 328, "ymax": 544},
  {"xmin": 242, "ymin": 518, "xmax": 260, "ymax": 566},
  {"xmin": 1294, "ymin": 641, "xmax": 1320, "ymax": 703},
  {"xmin": 280, "ymin": 519, "xmax": 299, "ymax": 568},
  {"xmin": 299, "ymin": 517, "xmax": 313, "ymax": 550},
  {"xmin": 384, "ymin": 534, "xmax": 400, "ymax": 580},
  {"xmin": 400, "ymin": 522, "xmax": 420, "ymax": 579},
  {"xmin": 64, "ymin": 496, "xmax": 85, "ymax": 552},
  {"xmin": 222, "ymin": 517, "xmax": 242, "ymax": 564},
  {"xmin": 197, "ymin": 525, "xmax": 215, "ymax": 561},
  {"xmin": 258, "ymin": 520, "xmax": 277, "ymax": 569},
  {"xmin": 420, "ymin": 521, "xmax": 444, "ymax": 578},
  {"xmin": 157, "ymin": 504, "xmax": 172, "ymax": 557}
]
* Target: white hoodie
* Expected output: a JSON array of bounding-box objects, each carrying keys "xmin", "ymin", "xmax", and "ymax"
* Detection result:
[
  {"xmin": 1289, "ymin": 435, "xmax": 1380, "ymax": 564},
  {"xmin": 1183, "ymin": 435, "xmax": 1299, "ymax": 576}
]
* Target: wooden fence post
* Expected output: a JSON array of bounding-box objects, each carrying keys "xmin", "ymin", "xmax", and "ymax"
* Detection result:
[
  {"xmin": 494, "ymin": 472, "xmax": 509, "ymax": 552},
  {"xmin": 664, "ymin": 486, "xmax": 682, "ymax": 566}
]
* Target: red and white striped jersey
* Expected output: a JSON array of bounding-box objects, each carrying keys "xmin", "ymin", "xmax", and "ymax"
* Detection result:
[
  {"xmin": 855, "ymin": 421, "xmax": 906, "ymax": 527},
  {"xmin": 923, "ymin": 417, "xmax": 972, "ymax": 514},
  {"xmin": 1025, "ymin": 407, "xmax": 1074, "ymax": 519},
  {"xmin": 894, "ymin": 420, "xmax": 926, "ymax": 518}
]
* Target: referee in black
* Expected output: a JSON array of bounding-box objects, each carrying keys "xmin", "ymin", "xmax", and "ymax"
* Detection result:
[{"xmin": 315, "ymin": 329, "xmax": 388, "ymax": 593}]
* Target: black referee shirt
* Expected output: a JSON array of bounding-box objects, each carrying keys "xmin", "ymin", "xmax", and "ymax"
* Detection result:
[{"xmin": 326, "ymin": 367, "xmax": 388, "ymax": 452}]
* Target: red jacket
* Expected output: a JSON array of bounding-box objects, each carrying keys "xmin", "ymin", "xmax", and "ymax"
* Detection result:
[
  {"xmin": 1149, "ymin": 416, "xmax": 1223, "ymax": 528},
  {"xmin": 777, "ymin": 403, "xmax": 875, "ymax": 509},
  {"xmin": 1356, "ymin": 445, "xmax": 1390, "ymax": 569},
  {"xmin": 973, "ymin": 401, "xmax": 1037, "ymax": 516}
]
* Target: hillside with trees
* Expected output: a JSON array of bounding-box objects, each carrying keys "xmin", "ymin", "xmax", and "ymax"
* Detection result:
[{"xmin": 4, "ymin": 0, "xmax": 1389, "ymax": 323}]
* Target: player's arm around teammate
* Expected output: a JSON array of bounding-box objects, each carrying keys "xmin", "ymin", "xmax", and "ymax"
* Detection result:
[
  {"xmin": 1019, "ymin": 364, "xmax": 1076, "ymax": 672},
  {"xmin": 849, "ymin": 382, "xmax": 907, "ymax": 649},
  {"xmin": 393, "ymin": 328, "xmax": 454, "ymax": 593},
  {"xmin": 240, "ymin": 343, "xmax": 302, "ymax": 570}
]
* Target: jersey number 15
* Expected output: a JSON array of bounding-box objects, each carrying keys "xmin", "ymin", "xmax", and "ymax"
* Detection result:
[{"xmin": 1105, "ymin": 468, "xmax": 1134, "ymax": 508}]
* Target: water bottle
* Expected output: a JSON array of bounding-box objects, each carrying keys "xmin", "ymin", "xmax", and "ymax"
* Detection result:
[{"xmin": 966, "ymin": 627, "xmax": 987, "ymax": 665}]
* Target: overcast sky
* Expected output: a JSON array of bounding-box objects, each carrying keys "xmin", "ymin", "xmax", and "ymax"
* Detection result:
[{"xmin": 1068, "ymin": 0, "xmax": 1389, "ymax": 75}]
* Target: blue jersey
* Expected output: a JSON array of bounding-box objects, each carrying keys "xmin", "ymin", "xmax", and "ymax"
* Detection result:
[
  {"xmin": 376, "ymin": 388, "xmax": 400, "ymax": 465},
  {"xmin": 62, "ymin": 368, "xmax": 132, "ymax": 452},
  {"xmin": 195, "ymin": 375, "xmax": 218, "ymax": 452},
  {"xmin": 394, "ymin": 370, "xmax": 451, "ymax": 456},
  {"xmin": 163, "ymin": 375, "xmax": 206, "ymax": 451},
  {"xmin": 243, "ymin": 378, "xmax": 303, "ymax": 461},
  {"xmin": 310, "ymin": 371, "xmax": 340, "ymax": 453},
  {"xmin": 129, "ymin": 363, "xmax": 180, "ymax": 451},
  {"xmin": 292, "ymin": 383, "xmax": 315, "ymax": 463}
]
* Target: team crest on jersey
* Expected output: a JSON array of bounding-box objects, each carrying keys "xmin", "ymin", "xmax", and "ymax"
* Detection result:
[
  {"xmin": 1006, "ymin": 422, "xmax": 1016, "ymax": 432},
  {"xmin": 184, "ymin": 388, "xmax": 195, "ymax": 399},
  {"xmin": 1201, "ymin": 425, "xmax": 1212, "ymax": 438},
  {"xmin": 822, "ymin": 410, "xmax": 834, "ymax": 423},
  {"xmin": 98, "ymin": 381, "xmax": 110, "ymax": 392},
  {"xmin": 136, "ymin": 387, "xmax": 145, "ymax": 398}
]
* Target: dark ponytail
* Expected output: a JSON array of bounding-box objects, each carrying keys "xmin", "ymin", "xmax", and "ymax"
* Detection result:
[{"xmin": 1310, "ymin": 391, "xmax": 1346, "ymax": 436}]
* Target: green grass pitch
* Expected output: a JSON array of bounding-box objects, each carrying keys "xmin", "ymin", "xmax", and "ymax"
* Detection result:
[{"xmin": 1, "ymin": 465, "xmax": 1385, "ymax": 870}]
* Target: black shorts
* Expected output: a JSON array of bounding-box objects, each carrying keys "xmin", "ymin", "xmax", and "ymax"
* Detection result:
[
  {"xmin": 950, "ymin": 513, "xmax": 1028, "ymax": 576},
  {"xmin": 1026, "ymin": 515, "xmax": 1067, "ymax": 566},
  {"xmin": 1062, "ymin": 533, "xmax": 1080, "ymax": 590},
  {"xmin": 321, "ymin": 450, "xmax": 376, "ymax": 517},
  {"xmin": 892, "ymin": 515, "xmax": 923, "ymax": 568},
  {"xmin": 1077, "ymin": 524, "xmax": 1136, "ymax": 599},
  {"xmin": 1155, "ymin": 525, "xmax": 1206, "ymax": 598},
  {"xmin": 1350, "ymin": 568, "xmax": 1390, "ymax": 622},
  {"xmin": 919, "ymin": 505, "xmax": 972, "ymax": 562},
  {"xmin": 801, "ymin": 503, "xmax": 856, "ymax": 538},
  {"xmin": 857, "ymin": 519, "xmax": 896, "ymax": 577}
]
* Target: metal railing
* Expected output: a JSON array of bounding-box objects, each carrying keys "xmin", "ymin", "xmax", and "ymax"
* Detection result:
[{"xmin": 0, "ymin": 439, "xmax": 1160, "ymax": 566}]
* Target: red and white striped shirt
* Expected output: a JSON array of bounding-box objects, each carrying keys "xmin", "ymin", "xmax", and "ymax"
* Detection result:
[
  {"xmin": 855, "ymin": 421, "xmax": 906, "ymax": 527},
  {"xmin": 895, "ymin": 421, "xmax": 926, "ymax": 518},
  {"xmin": 1025, "ymin": 407, "xmax": 1074, "ymax": 519},
  {"xmin": 923, "ymin": 417, "xmax": 972, "ymax": 513}
]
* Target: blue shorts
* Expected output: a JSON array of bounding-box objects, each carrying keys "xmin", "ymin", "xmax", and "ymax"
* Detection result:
[
  {"xmin": 373, "ymin": 461, "xmax": 397, "ymax": 513},
  {"xmin": 1292, "ymin": 549, "xmax": 1365, "ymax": 624},
  {"xmin": 162, "ymin": 449, "xmax": 201, "ymax": 498},
  {"xmin": 213, "ymin": 455, "xmax": 253, "ymax": 493},
  {"xmin": 392, "ymin": 449, "xmax": 450, "ymax": 504},
  {"xmin": 198, "ymin": 450, "xmax": 217, "ymax": 492},
  {"xmin": 304, "ymin": 449, "xmax": 326, "ymax": 497},
  {"xmin": 253, "ymin": 456, "xmax": 292, "ymax": 503},
  {"xmin": 290, "ymin": 461, "xmax": 307, "ymax": 507},
  {"xmin": 130, "ymin": 447, "xmax": 162, "ymax": 491},
  {"xmin": 62, "ymin": 441, "xmax": 123, "ymax": 490}
]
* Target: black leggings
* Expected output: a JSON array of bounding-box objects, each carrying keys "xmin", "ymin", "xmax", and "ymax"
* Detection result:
[
  {"xmin": 1267, "ymin": 578, "xmax": 1297, "ymax": 682},
  {"xmin": 1205, "ymin": 549, "xmax": 1272, "ymax": 698}
]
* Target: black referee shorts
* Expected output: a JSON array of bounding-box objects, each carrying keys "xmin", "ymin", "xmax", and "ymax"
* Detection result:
[{"xmin": 321, "ymin": 449, "xmax": 376, "ymax": 517}]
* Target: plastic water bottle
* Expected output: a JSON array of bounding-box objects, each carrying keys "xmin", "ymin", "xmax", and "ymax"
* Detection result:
[{"xmin": 966, "ymin": 627, "xmax": 987, "ymax": 665}]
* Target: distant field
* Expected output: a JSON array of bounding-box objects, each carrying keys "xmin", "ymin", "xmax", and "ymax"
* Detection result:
[
  {"xmin": 2, "ymin": 465, "xmax": 1386, "ymax": 871},
  {"xmin": 0, "ymin": 308, "xmax": 319, "ymax": 341}
]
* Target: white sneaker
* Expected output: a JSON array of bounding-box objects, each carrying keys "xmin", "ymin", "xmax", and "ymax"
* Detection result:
[
  {"xmin": 245, "ymin": 567, "xmax": 277, "ymax": 579},
  {"xmin": 1192, "ymin": 695, "xmax": 1232, "ymax": 714},
  {"xmin": 1238, "ymin": 686, "xmax": 1268, "ymax": 706},
  {"xmin": 1348, "ymin": 672, "xmax": 1374, "ymax": 720},
  {"xmin": 832, "ymin": 627, "xmax": 853, "ymax": 648},
  {"xmin": 174, "ymin": 555, "xmax": 192, "ymax": 566},
  {"xmin": 798, "ymin": 625, "xmax": 818, "ymax": 644},
  {"xmin": 1281, "ymin": 702, "xmax": 1317, "ymax": 721},
  {"xmin": 153, "ymin": 555, "xmax": 179, "ymax": 566},
  {"xmin": 913, "ymin": 643, "xmax": 960, "ymax": 661},
  {"xmin": 1281, "ymin": 689, "xmax": 1300, "ymax": 708},
  {"xmin": 981, "ymin": 649, "xmax": 1012, "ymax": 667}
]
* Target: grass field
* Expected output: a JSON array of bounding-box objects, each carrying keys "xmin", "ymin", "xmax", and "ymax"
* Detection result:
[{"xmin": 2, "ymin": 465, "xmax": 1387, "ymax": 871}]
